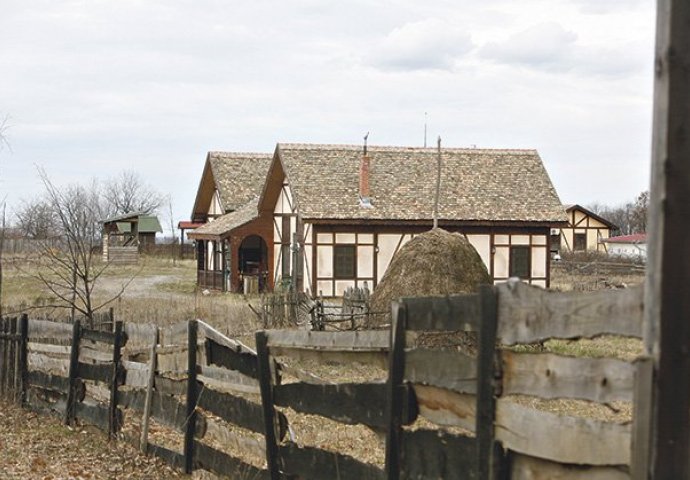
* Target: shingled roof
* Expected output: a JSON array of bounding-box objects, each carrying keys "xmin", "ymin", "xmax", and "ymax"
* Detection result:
[
  {"xmin": 207, "ymin": 152, "xmax": 272, "ymax": 212},
  {"xmin": 188, "ymin": 198, "xmax": 259, "ymax": 240},
  {"xmin": 271, "ymin": 144, "xmax": 566, "ymax": 224}
]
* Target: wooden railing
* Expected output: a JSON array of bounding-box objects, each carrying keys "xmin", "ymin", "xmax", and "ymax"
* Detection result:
[
  {"xmin": 196, "ymin": 269, "xmax": 224, "ymax": 291},
  {"xmin": 0, "ymin": 281, "xmax": 647, "ymax": 479}
]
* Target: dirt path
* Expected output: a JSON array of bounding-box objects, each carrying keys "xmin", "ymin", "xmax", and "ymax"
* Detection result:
[{"xmin": 0, "ymin": 400, "xmax": 186, "ymax": 479}]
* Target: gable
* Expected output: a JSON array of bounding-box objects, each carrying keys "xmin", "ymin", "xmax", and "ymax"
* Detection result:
[{"xmin": 191, "ymin": 151, "xmax": 273, "ymax": 222}]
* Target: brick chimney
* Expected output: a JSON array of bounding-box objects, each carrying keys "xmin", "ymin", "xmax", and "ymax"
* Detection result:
[{"xmin": 359, "ymin": 154, "xmax": 370, "ymax": 199}]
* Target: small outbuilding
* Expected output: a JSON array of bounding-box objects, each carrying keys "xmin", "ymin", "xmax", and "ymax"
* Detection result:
[
  {"xmin": 102, "ymin": 212, "xmax": 163, "ymax": 264},
  {"xmin": 602, "ymin": 233, "xmax": 647, "ymax": 261}
]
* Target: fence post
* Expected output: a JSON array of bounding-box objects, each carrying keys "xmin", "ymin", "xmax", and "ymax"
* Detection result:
[
  {"xmin": 256, "ymin": 331, "xmax": 281, "ymax": 480},
  {"xmin": 65, "ymin": 319, "xmax": 81, "ymax": 425},
  {"xmin": 9, "ymin": 317, "xmax": 17, "ymax": 401},
  {"xmin": 140, "ymin": 327, "xmax": 159, "ymax": 453},
  {"xmin": 476, "ymin": 285, "xmax": 504, "ymax": 480},
  {"xmin": 18, "ymin": 314, "xmax": 28, "ymax": 407},
  {"xmin": 0, "ymin": 318, "xmax": 6, "ymax": 398},
  {"xmin": 108, "ymin": 321, "xmax": 124, "ymax": 438},
  {"xmin": 183, "ymin": 320, "xmax": 198, "ymax": 474},
  {"xmin": 385, "ymin": 301, "xmax": 407, "ymax": 480}
]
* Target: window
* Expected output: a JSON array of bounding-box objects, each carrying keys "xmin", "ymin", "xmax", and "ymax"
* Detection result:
[
  {"xmin": 334, "ymin": 245, "xmax": 356, "ymax": 279},
  {"xmin": 574, "ymin": 233, "xmax": 587, "ymax": 251},
  {"xmin": 510, "ymin": 246, "xmax": 530, "ymax": 279}
]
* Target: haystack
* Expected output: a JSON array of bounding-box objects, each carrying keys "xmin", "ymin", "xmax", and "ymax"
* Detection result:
[{"xmin": 369, "ymin": 229, "xmax": 490, "ymax": 350}]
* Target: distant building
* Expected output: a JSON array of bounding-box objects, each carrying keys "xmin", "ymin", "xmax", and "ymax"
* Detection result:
[
  {"xmin": 603, "ymin": 233, "xmax": 647, "ymax": 260},
  {"xmin": 551, "ymin": 204, "xmax": 618, "ymax": 255},
  {"xmin": 102, "ymin": 212, "xmax": 163, "ymax": 264}
]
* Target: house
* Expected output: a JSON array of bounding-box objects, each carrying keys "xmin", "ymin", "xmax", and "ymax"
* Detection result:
[
  {"xmin": 187, "ymin": 151, "xmax": 273, "ymax": 291},
  {"xmin": 190, "ymin": 143, "xmax": 567, "ymax": 294},
  {"xmin": 603, "ymin": 233, "xmax": 647, "ymax": 260},
  {"xmin": 102, "ymin": 212, "xmax": 163, "ymax": 263},
  {"xmin": 551, "ymin": 204, "xmax": 618, "ymax": 255}
]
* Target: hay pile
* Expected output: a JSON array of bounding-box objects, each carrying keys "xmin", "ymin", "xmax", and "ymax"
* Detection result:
[{"xmin": 370, "ymin": 229, "xmax": 490, "ymax": 350}]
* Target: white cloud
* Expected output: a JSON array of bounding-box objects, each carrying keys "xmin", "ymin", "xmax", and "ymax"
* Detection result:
[
  {"xmin": 369, "ymin": 18, "xmax": 474, "ymax": 71},
  {"xmin": 480, "ymin": 22, "xmax": 578, "ymax": 70}
]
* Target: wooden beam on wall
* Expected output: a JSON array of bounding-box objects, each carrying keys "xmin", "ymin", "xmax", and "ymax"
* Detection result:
[{"xmin": 644, "ymin": 1, "xmax": 690, "ymax": 478}]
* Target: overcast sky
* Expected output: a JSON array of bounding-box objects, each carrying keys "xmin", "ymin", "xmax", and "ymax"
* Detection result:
[{"xmin": 0, "ymin": 0, "xmax": 655, "ymax": 229}]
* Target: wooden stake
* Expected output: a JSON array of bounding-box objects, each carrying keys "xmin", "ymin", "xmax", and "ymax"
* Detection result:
[
  {"xmin": 140, "ymin": 327, "xmax": 159, "ymax": 453},
  {"xmin": 108, "ymin": 321, "xmax": 124, "ymax": 438},
  {"xmin": 256, "ymin": 331, "xmax": 281, "ymax": 480},
  {"xmin": 183, "ymin": 320, "xmax": 198, "ymax": 474},
  {"xmin": 65, "ymin": 320, "xmax": 81, "ymax": 425}
]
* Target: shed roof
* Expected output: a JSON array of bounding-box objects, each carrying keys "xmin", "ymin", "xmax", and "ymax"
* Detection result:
[
  {"xmin": 102, "ymin": 213, "xmax": 163, "ymax": 233},
  {"xmin": 266, "ymin": 144, "xmax": 567, "ymax": 224},
  {"xmin": 188, "ymin": 198, "xmax": 259, "ymax": 240},
  {"xmin": 604, "ymin": 233, "xmax": 647, "ymax": 244}
]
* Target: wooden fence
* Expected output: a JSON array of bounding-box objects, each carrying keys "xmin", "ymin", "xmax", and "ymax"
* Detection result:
[{"xmin": 0, "ymin": 281, "xmax": 647, "ymax": 479}]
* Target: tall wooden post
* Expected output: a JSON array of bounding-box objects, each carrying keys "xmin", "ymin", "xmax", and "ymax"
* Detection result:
[
  {"xmin": 183, "ymin": 320, "xmax": 198, "ymax": 474},
  {"xmin": 65, "ymin": 320, "xmax": 81, "ymax": 425},
  {"xmin": 643, "ymin": 1, "xmax": 690, "ymax": 478},
  {"xmin": 18, "ymin": 314, "xmax": 28, "ymax": 406},
  {"xmin": 108, "ymin": 321, "xmax": 124, "ymax": 438},
  {"xmin": 256, "ymin": 331, "xmax": 281, "ymax": 480}
]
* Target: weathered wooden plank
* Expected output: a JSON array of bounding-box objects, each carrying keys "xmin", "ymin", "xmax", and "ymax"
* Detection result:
[
  {"xmin": 501, "ymin": 351, "xmax": 635, "ymax": 403},
  {"xmin": 160, "ymin": 321, "xmax": 188, "ymax": 347},
  {"xmin": 205, "ymin": 338, "xmax": 259, "ymax": 380},
  {"xmin": 124, "ymin": 322, "xmax": 158, "ymax": 348},
  {"xmin": 81, "ymin": 328, "xmax": 118, "ymax": 345},
  {"xmin": 28, "ymin": 342, "xmax": 71, "ymax": 356},
  {"xmin": 27, "ymin": 370, "xmax": 72, "ymax": 395},
  {"xmin": 280, "ymin": 443, "xmax": 384, "ymax": 480},
  {"xmin": 413, "ymin": 384, "xmax": 476, "ymax": 431},
  {"xmin": 184, "ymin": 319, "xmax": 199, "ymax": 474},
  {"xmin": 118, "ymin": 389, "xmax": 207, "ymax": 437},
  {"xmin": 140, "ymin": 327, "xmax": 158, "ymax": 453},
  {"xmin": 108, "ymin": 321, "xmax": 124, "ymax": 438},
  {"xmin": 497, "ymin": 281, "xmax": 643, "ymax": 344},
  {"xmin": 405, "ymin": 348, "xmax": 476, "ymax": 394},
  {"xmin": 274, "ymin": 382, "xmax": 414, "ymax": 429},
  {"xmin": 147, "ymin": 443, "xmax": 186, "ymax": 470},
  {"xmin": 198, "ymin": 364, "xmax": 260, "ymax": 395},
  {"xmin": 401, "ymin": 293, "xmax": 481, "ymax": 332},
  {"xmin": 198, "ymin": 320, "xmax": 257, "ymax": 356},
  {"xmin": 123, "ymin": 362, "xmax": 149, "ymax": 388},
  {"xmin": 77, "ymin": 362, "xmax": 113, "ymax": 383},
  {"xmin": 28, "ymin": 352, "xmax": 70, "ymax": 376},
  {"xmin": 265, "ymin": 330, "xmax": 389, "ymax": 351},
  {"xmin": 644, "ymin": 2, "xmax": 690, "ymax": 477},
  {"xmin": 256, "ymin": 331, "xmax": 281, "ymax": 480},
  {"xmin": 271, "ymin": 346, "xmax": 388, "ymax": 368},
  {"xmin": 26, "ymin": 386, "xmax": 68, "ymax": 416},
  {"xmin": 194, "ymin": 441, "xmax": 269, "ymax": 479},
  {"xmin": 79, "ymin": 344, "xmax": 113, "ymax": 364},
  {"xmin": 510, "ymin": 454, "xmax": 630, "ymax": 480},
  {"xmin": 204, "ymin": 417, "xmax": 266, "ymax": 459},
  {"xmin": 495, "ymin": 400, "xmax": 631, "ymax": 466},
  {"xmin": 631, "ymin": 357, "xmax": 653, "ymax": 480},
  {"xmin": 385, "ymin": 301, "xmax": 407, "ymax": 480},
  {"xmin": 27, "ymin": 319, "xmax": 72, "ymax": 342},
  {"xmin": 154, "ymin": 374, "xmax": 187, "ymax": 396},
  {"xmin": 400, "ymin": 429, "xmax": 476, "ymax": 480},
  {"xmin": 197, "ymin": 386, "xmax": 279, "ymax": 437},
  {"xmin": 156, "ymin": 348, "xmax": 188, "ymax": 374},
  {"xmin": 75, "ymin": 401, "xmax": 123, "ymax": 433}
]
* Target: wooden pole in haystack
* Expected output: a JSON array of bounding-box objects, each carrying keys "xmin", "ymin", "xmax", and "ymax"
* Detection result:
[{"xmin": 433, "ymin": 136, "xmax": 441, "ymax": 230}]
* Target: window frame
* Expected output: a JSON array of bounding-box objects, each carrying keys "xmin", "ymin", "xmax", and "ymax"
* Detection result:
[
  {"xmin": 333, "ymin": 244, "xmax": 357, "ymax": 279},
  {"xmin": 574, "ymin": 232, "xmax": 587, "ymax": 251},
  {"xmin": 509, "ymin": 245, "xmax": 531, "ymax": 279}
]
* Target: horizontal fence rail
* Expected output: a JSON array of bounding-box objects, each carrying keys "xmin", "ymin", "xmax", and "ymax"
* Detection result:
[{"xmin": 0, "ymin": 280, "xmax": 647, "ymax": 479}]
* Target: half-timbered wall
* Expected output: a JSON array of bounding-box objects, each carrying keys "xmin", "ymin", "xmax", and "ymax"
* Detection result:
[
  {"xmin": 208, "ymin": 191, "xmax": 223, "ymax": 218},
  {"xmin": 308, "ymin": 228, "xmax": 550, "ymax": 297},
  {"xmin": 558, "ymin": 208, "xmax": 612, "ymax": 254},
  {"xmin": 273, "ymin": 183, "xmax": 298, "ymax": 287}
]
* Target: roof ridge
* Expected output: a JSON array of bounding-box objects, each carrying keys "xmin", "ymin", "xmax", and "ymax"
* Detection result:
[
  {"xmin": 208, "ymin": 151, "xmax": 273, "ymax": 157},
  {"xmin": 277, "ymin": 143, "xmax": 537, "ymax": 154}
]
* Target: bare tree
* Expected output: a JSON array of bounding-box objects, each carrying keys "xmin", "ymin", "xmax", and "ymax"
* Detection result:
[
  {"xmin": 15, "ymin": 197, "xmax": 60, "ymax": 239},
  {"xmin": 103, "ymin": 170, "xmax": 163, "ymax": 216},
  {"xmin": 166, "ymin": 194, "xmax": 177, "ymax": 265},
  {"xmin": 30, "ymin": 169, "xmax": 134, "ymax": 322},
  {"xmin": 0, "ymin": 114, "xmax": 10, "ymax": 153}
]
